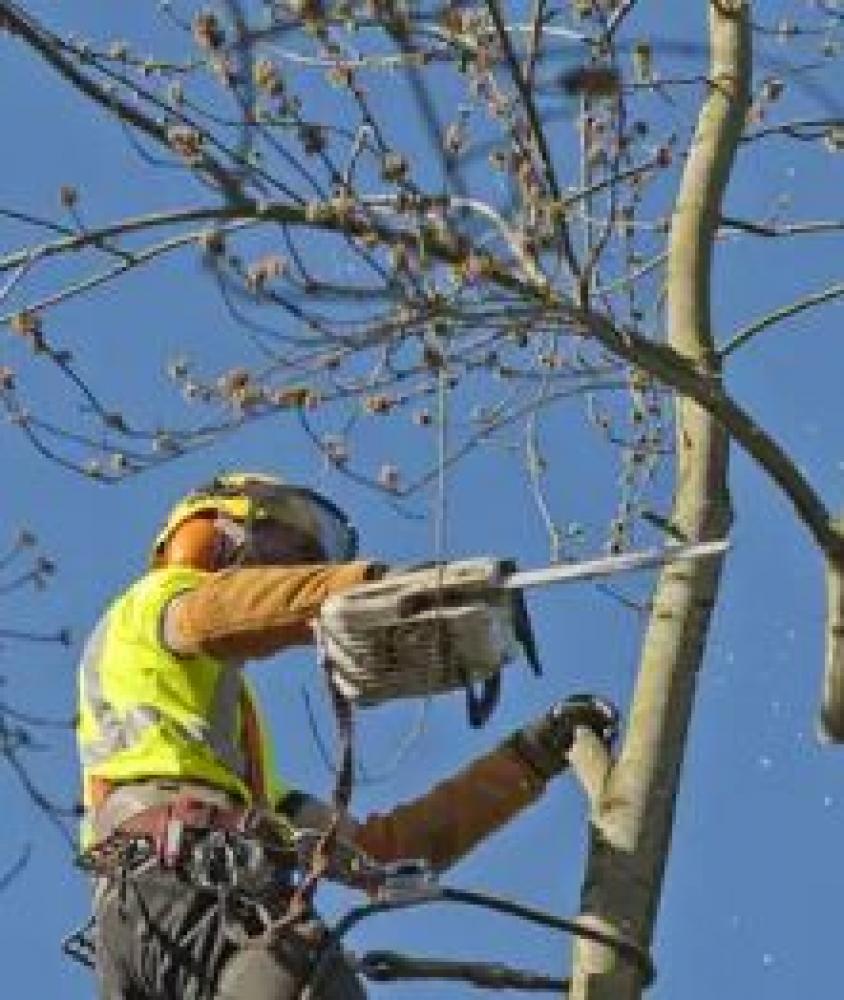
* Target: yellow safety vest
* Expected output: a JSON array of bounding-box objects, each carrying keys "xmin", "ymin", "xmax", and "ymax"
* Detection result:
[{"xmin": 77, "ymin": 566, "xmax": 285, "ymax": 832}]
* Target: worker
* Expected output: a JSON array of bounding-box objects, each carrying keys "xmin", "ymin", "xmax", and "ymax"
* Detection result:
[{"xmin": 77, "ymin": 472, "xmax": 619, "ymax": 999}]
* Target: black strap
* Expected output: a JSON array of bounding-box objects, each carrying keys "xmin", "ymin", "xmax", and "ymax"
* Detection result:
[
  {"xmin": 359, "ymin": 949, "xmax": 569, "ymax": 992},
  {"xmin": 61, "ymin": 917, "xmax": 96, "ymax": 970},
  {"xmin": 464, "ymin": 672, "xmax": 500, "ymax": 728},
  {"xmin": 285, "ymin": 656, "xmax": 355, "ymax": 923}
]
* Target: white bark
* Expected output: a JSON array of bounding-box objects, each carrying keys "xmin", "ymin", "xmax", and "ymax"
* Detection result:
[
  {"xmin": 569, "ymin": 4, "xmax": 750, "ymax": 997},
  {"xmin": 820, "ymin": 520, "xmax": 844, "ymax": 741}
]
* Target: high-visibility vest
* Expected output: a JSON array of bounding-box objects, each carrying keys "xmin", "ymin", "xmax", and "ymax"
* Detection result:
[{"xmin": 77, "ymin": 566, "xmax": 285, "ymax": 837}]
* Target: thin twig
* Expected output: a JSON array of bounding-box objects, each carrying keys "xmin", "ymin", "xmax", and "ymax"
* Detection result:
[
  {"xmin": 0, "ymin": 1, "xmax": 244, "ymax": 201},
  {"xmin": 605, "ymin": 0, "xmax": 641, "ymax": 43},
  {"xmin": 0, "ymin": 845, "xmax": 31, "ymax": 892},
  {"xmin": 720, "ymin": 281, "xmax": 844, "ymax": 359},
  {"xmin": 741, "ymin": 116, "xmax": 844, "ymax": 142},
  {"xmin": 483, "ymin": 0, "xmax": 581, "ymax": 279},
  {"xmin": 720, "ymin": 216, "xmax": 844, "ymax": 238}
]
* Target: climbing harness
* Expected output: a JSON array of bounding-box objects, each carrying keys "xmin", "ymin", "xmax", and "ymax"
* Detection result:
[
  {"xmin": 64, "ymin": 798, "xmax": 313, "ymax": 969},
  {"xmin": 66, "ymin": 816, "xmax": 655, "ymax": 994}
]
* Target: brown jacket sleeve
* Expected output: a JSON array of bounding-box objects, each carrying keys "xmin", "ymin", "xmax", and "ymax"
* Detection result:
[
  {"xmin": 165, "ymin": 562, "xmax": 375, "ymax": 660},
  {"xmin": 352, "ymin": 742, "xmax": 548, "ymax": 873}
]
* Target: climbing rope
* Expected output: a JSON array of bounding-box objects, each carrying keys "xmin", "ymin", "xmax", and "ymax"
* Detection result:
[{"xmin": 303, "ymin": 881, "xmax": 654, "ymax": 997}]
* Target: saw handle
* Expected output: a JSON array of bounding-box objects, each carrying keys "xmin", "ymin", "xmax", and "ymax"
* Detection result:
[{"xmin": 465, "ymin": 673, "xmax": 501, "ymax": 728}]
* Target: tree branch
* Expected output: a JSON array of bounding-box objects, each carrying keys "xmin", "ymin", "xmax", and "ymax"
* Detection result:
[
  {"xmin": 0, "ymin": 1, "xmax": 244, "ymax": 202},
  {"xmin": 605, "ymin": 0, "xmax": 641, "ymax": 42},
  {"xmin": 720, "ymin": 280, "xmax": 844, "ymax": 358},
  {"xmin": 720, "ymin": 215, "xmax": 844, "ymax": 237},
  {"xmin": 2, "ymin": 192, "xmax": 838, "ymax": 560},
  {"xmin": 741, "ymin": 117, "xmax": 844, "ymax": 142},
  {"xmin": 483, "ymin": 0, "xmax": 581, "ymax": 279}
]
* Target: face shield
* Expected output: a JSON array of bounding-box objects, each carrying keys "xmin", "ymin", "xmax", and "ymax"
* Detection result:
[{"xmin": 233, "ymin": 481, "xmax": 359, "ymax": 564}]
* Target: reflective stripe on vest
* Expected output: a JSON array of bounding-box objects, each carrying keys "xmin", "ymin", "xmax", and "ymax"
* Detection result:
[
  {"xmin": 79, "ymin": 577, "xmax": 248, "ymax": 784},
  {"xmin": 80, "ymin": 621, "xmax": 247, "ymax": 780}
]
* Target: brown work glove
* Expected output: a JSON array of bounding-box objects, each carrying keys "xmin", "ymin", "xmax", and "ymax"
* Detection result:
[{"xmin": 507, "ymin": 694, "xmax": 619, "ymax": 781}]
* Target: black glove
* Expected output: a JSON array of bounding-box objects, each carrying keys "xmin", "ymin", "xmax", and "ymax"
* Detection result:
[{"xmin": 508, "ymin": 694, "xmax": 620, "ymax": 781}]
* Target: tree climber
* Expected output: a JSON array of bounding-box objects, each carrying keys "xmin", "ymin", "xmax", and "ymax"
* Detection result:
[{"xmin": 77, "ymin": 471, "xmax": 619, "ymax": 1000}]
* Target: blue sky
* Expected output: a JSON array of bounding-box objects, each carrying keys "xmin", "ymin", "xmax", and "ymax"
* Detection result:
[{"xmin": 2, "ymin": 2, "xmax": 844, "ymax": 997}]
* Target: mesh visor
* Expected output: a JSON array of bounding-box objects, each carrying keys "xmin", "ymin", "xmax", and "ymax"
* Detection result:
[{"xmin": 236, "ymin": 482, "xmax": 358, "ymax": 562}]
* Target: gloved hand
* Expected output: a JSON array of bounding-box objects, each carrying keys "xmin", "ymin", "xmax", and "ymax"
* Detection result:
[
  {"xmin": 508, "ymin": 694, "xmax": 620, "ymax": 780},
  {"xmin": 363, "ymin": 561, "xmax": 391, "ymax": 581}
]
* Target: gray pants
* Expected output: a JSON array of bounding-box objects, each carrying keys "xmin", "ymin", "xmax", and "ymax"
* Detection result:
[{"xmin": 94, "ymin": 866, "xmax": 366, "ymax": 1000}]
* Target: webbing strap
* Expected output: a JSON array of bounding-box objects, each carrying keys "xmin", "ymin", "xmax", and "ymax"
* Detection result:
[
  {"xmin": 283, "ymin": 654, "xmax": 355, "ymax": 923},
  {"xmin": 463, "ymin": 672, "xmax": 501, "ymax": 728}
]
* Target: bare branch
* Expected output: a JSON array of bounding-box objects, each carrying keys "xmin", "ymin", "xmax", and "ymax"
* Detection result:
[
  {"xmin": 0, "ymin": 845, "xmax": 31, "ymax": 892},
  {"xmin": 483, "ymin": 0, "xmax": 581, "ymax": 279},
  {"xmin": 0, "ymin": 1, "xmax": 245, "ymax": 201},
  {"xmin": 605, "ymin": 0, "xmax": 641, "ymax": 43},
  {"xmin": 719, "ymin": 281, "xmax": 844, "ymax": 358},
  {"xmin": 720, "ymin": 215, "xmax": 844, "ymax": 237},
  {"xmin": 741, "ymin": 116, "xmax": 844, "ymax": 142}
]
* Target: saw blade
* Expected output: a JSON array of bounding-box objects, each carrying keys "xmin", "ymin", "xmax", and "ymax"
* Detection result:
[{"xmin": 503, "ymin": 538, "xmax": 729, "ymax": 592}]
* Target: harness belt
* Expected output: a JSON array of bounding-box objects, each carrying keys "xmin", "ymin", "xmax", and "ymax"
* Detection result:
[
  {"xmin": 83, "ymin": 796, "xmax": 298, "ymax": 884},
  {"xmin": 123, "ymin": 800, "xmax": 253, "ymax": 865},
  {"xmin": 118, "ymin": 798, "xmax": 257, "ymax": 836}
]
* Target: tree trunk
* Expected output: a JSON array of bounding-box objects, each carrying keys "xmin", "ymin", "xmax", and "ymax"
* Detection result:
[
  {"xmin": 568, "ymin": 3, "xmax": 750, "ymax": 997},
  {"xmin": 819, "ymin": 519, "xmax": 844, "ymax": 741}
]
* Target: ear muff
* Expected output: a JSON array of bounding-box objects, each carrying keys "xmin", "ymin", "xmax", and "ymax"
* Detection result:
[{"xmin": 156, "ymin": 515, "xmax": 220, "ymax": 571}]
